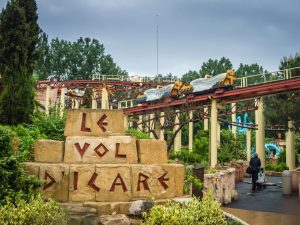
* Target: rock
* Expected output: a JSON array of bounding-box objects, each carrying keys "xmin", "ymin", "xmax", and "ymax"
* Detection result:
[
  {"xmin": 128, "ymin": 200, "xmax": 153, "ymax": 216},
  {"xmin": 34, "ymin": 139, "xmax": 64, "ymax": 163},
  {"xmin": 99, "ymin": 214, "xmax": 130, "ymax": 225},
  {"xmin": 231, "ymin": 190, "xmax": 238, "ymax": 201},
  {"xmin": 64, "ymin": 136, "xmax": 138, "ymax": 164},
  {"xmin": 68, "ymin": 215, "xmax": 82, "ymax": 225},
  {"xmin": 65, "ymin": 205, "xmax": 97, "ymax": 215},
  {"xmin": 24, "ymin": 162, "xmax": 40, "ymax": 177},
  {"xmin": 84, "ymin": 202, "xmax": 112, "ymax": 215},
  {"xmin": 82, "ymin": 214, "xmax": 98, "ymax": 225},
  {"xmin": 64, "ymin": 109, "xmax": 125, "ymax": 137},
  {"xmin": 136, "ymin": 139, "xmax": 168, "ymax": 164}
]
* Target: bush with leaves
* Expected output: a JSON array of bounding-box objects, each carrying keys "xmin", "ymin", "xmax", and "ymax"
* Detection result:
[
  {"xmin": 142, "ymin": 191, "xmax": 227, "ymax": 225},
  {"xmin": 32, "ymin": 111, "xmax": 66, "ymax": 141},
  {"xmin": 0, "ymin": 156, "xmax": 42, "ymax": 205},
  {"xmin": 265, "ymin": 162, "xmax": 289, "ymax": 172},
  {"xmin": 170, "ymin": 149, "xmax": 207, "ymax": 166},
  {"xmin": 0, "ymin": 125, "xmax": 16, "ymax": 158},
  {"xmin": 126, "ymin": 128, "xmax": 150, "ymax": 139},
  {"xmin": 0, "ymin": 194, "xmax": 67, "ymax": 225}
]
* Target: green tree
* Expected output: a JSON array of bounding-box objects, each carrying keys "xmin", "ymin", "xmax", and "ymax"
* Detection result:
[
  {"xmin": 265, "ymin": 53, "xmax": 300, "ymax": 129},
  {"xmin": 181, "ymin": 70, "xmax": 199, "ymax": 82},
  {"xmin": 235, "ymin": 63, "xmax": 264, "ymax": 78},
  {"xmin": 35, "ymin": 32, "xmax": 51, "ymax": 80},
  {"xmin": 0, "ymin": 0, "xmax": 40, "ymax": 125},
  {"xmin": 199, "ymin": 57, "xmax": 232, "ymax": 77}
]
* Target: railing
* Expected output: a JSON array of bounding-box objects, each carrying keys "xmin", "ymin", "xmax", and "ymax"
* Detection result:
[
  {"xmin": 92, "ymin": 74, "xmax": 178, "ymax": 83},
  {"xmin": 236, "ymin": 66, "xmax": 300, "ymax": 87}
]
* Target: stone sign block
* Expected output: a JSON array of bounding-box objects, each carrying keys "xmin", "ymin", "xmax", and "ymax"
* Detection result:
[
  {"xmin": 64, "ymin": 136, "xmax": 138, "ymax": 164},
  {"xmin": 24, "ymin": 162, "xmax": 40, "ymax": 177},
  {"xmin": 137, "ymin": 139, "xmax": 168, "ymax": 164},
  {"xmin": 131, "ymin": 164, "xmax": 176, "ymax": 199},
  {"xmin": 69, "ymin": 164, "xmax": 96, "ymax": 202},
  {"xmin": 34, "ymin": 140, "xmax": 64, "ymax": 163},
  {"xmin": 64, "ymin": 109, "xmax": 125, "ymax": 137},
  {"xmin": 39, "ymin": 163, "xmax": 70, "ymax": 202},
  {"xmin": 95, "ymin": 165, "xmax": 131, "ymax": 202},
  {"xmin": 172, "ymin": 164, "xmax": 185, "ymax": 197}
]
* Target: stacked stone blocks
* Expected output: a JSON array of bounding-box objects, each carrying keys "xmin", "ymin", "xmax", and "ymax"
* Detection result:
[{"xmin": 25, "ymin": 109, "xmax": 184, "ymax": 203}]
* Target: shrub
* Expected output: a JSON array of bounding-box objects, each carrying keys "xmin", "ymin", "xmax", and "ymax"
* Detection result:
[
  {"xmin": 11, "ymin": 124, "xmax": 46, "ymax": 161},
  {"xmin": 142, "ymin": 191, "xmax": 227, "ymax": 225},
  {"xmin": 0, "ymin": 194, "xmax": 67, "ymax": 225},
  {"xmin": 126, "ymin": 128, "xmax": 150, "ymax": 139},
  {"xmin": 0, "ymin": 157, "xmax": 42, "ymax": 205},
  {"xmin": 32, "ymin": 112, "xmax": 66, "ymax": 141},
  {"xmin": 0, "ymin": 125, "xmax": 16, "ymax": 158},
  {"xmin": 183, "ymin": 166, "xmax": 203, "ymax": 194},
  {"xmin": 265, "ymin": 162, "xmax": 289, "ymax": 172},
  {"xmin": 170, "ymin": 149, "xmax": 207, "ymax": 165}
]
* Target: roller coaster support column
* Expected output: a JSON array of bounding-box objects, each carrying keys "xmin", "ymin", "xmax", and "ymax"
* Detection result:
[
  {"xmin": 101, "ymin": 85, "xmax": 109, "ymax": 109},
  {"xmin": 255, "ymin": 98, "xmax": 265, "ymax": 168},
  {"xmin": 59, "ymin": 88, "xmax": 65, "ymax": 117},
  {"xmin": 246, "ymin": 129, "xmax": 251, "ymax": 161},
  {"xmin": 92, "ymin": 89, "xmax": 97, "ymax": 109},
  {"xmin": 204, "ymin": 106, "xmax": 209, "ymax": 130},
  {"xmin": 138, "ymin": 115, "xmax": 143, "ymax": 132},
  {"xmin": 217, "ymin": 121, "xmax": 221, "ymax": 148},
  {"xmin": 173, "ymin": 110, "xmax": 182, "ymax": 152},
  {"xmin": 74, "ymin": 98, "xmax": 79, "ymax": 109},
  {"xmin": 231, "ymin": 103, "xmax": 237, "ymax": 138},
  {"xmin": 149, "ymin": 113, "xmax": 155, "ymax": 138},
  {"xmin": 189, "ymin": 111, "xmax": 193, "ymax": 151},
  {"xmin": 286, "ymin": 121, "xmax": 296, "ymax": 170},
  {"xmin": 159, "ymin": 112, "xmax": 165, "ymax": 140},
  {"xmin": 45, "ymin": 85, "xmax": 50, "ymax": 116},
  {"xmin": 210, "ymin": 99, "xmax": 218, "ymax": 168}
]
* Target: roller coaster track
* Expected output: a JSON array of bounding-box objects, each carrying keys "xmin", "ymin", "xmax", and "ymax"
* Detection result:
[{"xmin": 124, "ymin": 72, "xmax": 300, "ymax": 115}]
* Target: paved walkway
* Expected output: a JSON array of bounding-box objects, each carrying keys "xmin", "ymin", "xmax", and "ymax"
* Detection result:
[{"xmin": 223, "ymin": 176, "xmax": 300, "ymax": 225}]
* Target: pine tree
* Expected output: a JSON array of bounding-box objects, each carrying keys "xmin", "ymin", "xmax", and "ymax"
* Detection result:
[{"xmin": 0, "ymin": 0, "xmax": 40, "ymax": 125}]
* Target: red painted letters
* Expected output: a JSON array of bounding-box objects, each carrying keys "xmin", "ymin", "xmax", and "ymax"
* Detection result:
[
  {"xmin": 74, "ymin": 143, "xmax": 90, "ymax": 157},
  {"xmin": 80, "ymin": 113, "xmax": 91, "ymax": 132},
  {"xmin": 88, "ymin": 172, "xmax": 100, "ymax": 192},
  {"xmin": 115, "ymin": 143, "xmax": 126, "ymax": 158},
  {"xmin": 97, "ymin": 114, "xmax": 108, "ymax": 132},
  {"xmin": 158, "ymin": 172, "xmax": 169, "ymax": 190},
  {"xmin": 109, "ymin": 173, "xmax": 127, "ymax": 192},
  {"xmin": 73, "ymin": 171, "xmax": 79, "ymax": 190},
  {"xmin": 94, "ymin": 143, "xmax": 109, "ymax": 157},
  {"xmin": 43, "ymin": 171, "xmax": 56, "ymax": 190},
  {"xmin": 137, "ymin": 173, "xmax": 150, "ymax": 191}
]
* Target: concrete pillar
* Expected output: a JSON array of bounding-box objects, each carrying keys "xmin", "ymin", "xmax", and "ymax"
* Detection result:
[
  {"xmin": 255, "ymin": 98, "xmax": 265, "ymax": 168},
  {"xmin": 45, "ymin": 85, "xmax": 51, "ymax": 116},
  {"xmin": 159, "ymin": 112, "xmax": 165, "ymax": 140},
  {"xmin": 138, "ymin": 115, "xmax": 143, "ymax": 132},
  {"xmin": 246, "ymin": 129, "xmax": 251, "ymax": 161},
  {"xmin": 231, "ymin": 103, "xmax": 237, "ymax": 138},
  {"xmin": 204, "ymin": 106, "xmax": 209, "ymax": 130},
  {"xmin": 59, "ymin": 88, "xmax": 65, "ymax": 118},
  {"xmin": 101, "ymin": 86, "xmax": 109, "ymax": 109},
  {"xmin": 74, "ymin": 99, "xmax": 79, "ymax": 109},
  {"xmin": 173, "ymin": 110, "xmax": 182, "ymax": 152},
  {"xmin": 210, "ymin": 99, "xmax": 218, "ymax": 168},
  {"xmin": 92, "ymin": 89, "xmax": 97, "ymax": 109},
  {"xmin": 188, "ymin": 111, "xmax": 193, "ymax": 151},
  {"xmin": 124, "ymin": 114, "xmax": 129, "ymax": 130},
  {"xmin": 286, "ymin": 121, "xmax": 296, "ymax": 170},
  {"xmin": 217, "ymin": 121, "xmax": 221, "ymax": 148},
  {"xmin": 149, "ymin": 113, "xmax": 155, "ymax": 138}
]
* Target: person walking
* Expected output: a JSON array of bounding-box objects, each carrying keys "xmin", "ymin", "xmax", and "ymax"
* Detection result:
[{"xmin": 249, "ymin": 152, "xmax": 261, "ymax": 191}]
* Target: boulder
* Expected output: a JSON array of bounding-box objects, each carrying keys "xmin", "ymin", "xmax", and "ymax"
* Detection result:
[{"xmin": 99, "ymin": 214, "xmax": 130, "ymax": 225}]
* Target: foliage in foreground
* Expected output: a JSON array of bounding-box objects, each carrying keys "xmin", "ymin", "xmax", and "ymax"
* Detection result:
[
  {"xmin": 0, "ymin": 156, "xmax": 42, "ymax": 205},
  {"xmin": 126, "ymin": 128, "xmax": 150, "ymax": 139},
  {"xmin": 0, "ymin": 195, "xmax": 67, "ymax": 225},
  {"xmin": 142, "ymin": 191, "xmax": 227, "ymax": 225}
]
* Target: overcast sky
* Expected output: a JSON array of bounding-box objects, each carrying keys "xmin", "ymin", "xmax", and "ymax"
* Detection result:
[{"xmin": 1, "ymin": 0, "xmax": 299, "ymax": 77}]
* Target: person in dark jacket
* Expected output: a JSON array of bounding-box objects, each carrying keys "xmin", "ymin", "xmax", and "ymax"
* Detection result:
[{"xmin": 249, "ymin": 153, "xmax": 261, "ymax": 191}]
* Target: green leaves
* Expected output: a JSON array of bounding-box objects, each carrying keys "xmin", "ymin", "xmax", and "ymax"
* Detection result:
[{"xmin": 142, "ymin": 191, "xmax": 227, "ymax": 225}]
